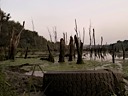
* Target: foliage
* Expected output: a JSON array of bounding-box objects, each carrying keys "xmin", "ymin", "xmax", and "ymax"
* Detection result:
[
  {"xmin": 0, "ymin": 9, "xmax": 55, "ymax": 51},
  {"xmin": 110, "ymin": 40, "xmax": 128, "ymax": 52}
]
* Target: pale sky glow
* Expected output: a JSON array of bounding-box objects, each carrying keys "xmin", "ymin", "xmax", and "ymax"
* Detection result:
[{"xmin": 1, "ymin": 0, "xmax": 128, "ymax": 44}]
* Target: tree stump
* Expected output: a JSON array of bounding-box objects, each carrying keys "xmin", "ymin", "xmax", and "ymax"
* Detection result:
[
  {"xmin": 58, "ymin": 38, "xmax": 65, "ymax": 62},
  {"xmin": 74, "ymin": 35, "xmax": 83, "ymax": 64},
  {"xmin": 69, "ymin": 36, "xmax": 74, "ymax": 61}
]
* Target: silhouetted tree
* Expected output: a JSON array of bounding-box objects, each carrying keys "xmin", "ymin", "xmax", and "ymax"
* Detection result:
[
  {"xmin": 69, "ymin": 36, "xmax": 74, "ymax": 61},
  {"xmin": 59, "ymin": 38, "xmax": 65, "ymax": 62}
]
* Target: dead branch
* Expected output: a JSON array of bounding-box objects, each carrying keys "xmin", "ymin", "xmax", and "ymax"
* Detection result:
[
  {"xmin": 74, "ymin": 19, "xmax": 78, "ymax": 37},
  {"xmin": 47, "ymin": 27, "xmax": 52, "ymax": 42},
  {"xmin": 83, "ymin": 27, "xmax": 85, "ymax": 45}
]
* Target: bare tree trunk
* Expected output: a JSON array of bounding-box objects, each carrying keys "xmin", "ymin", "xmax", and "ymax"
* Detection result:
[
  {"xmin": 89, "ymin": 24, "xmax": 92, "ymax": 59},
  {"xmin": 121, "ymin": 43, "xmax": 125, "ymax": 60},
  {"xmin": 47, "ymin": 28, "xmax": 52, "ymax": 42},
  {"xmin": 24, "ymin": 47, "xmax": 28, "ymax": 59},
  {"xmin": 47, "ymin": 44, "xmax": 54, "ymax": 63},
  {"xmin": 112, "ymin": 44, "xmax": 115, "ymax": 63},
  {"xmin": 58, "ymin": 38, "xmax": 65, "ymax": 62},
  {"xmin": 74, "ymin": 35, "xmax": 83, "ymax": 64},
  {"xmin": 69, "ymin": 36, "xmax": 74, "ymax": 61},
  {"xmin": 100, "ymin": 36, "xmax": 104, "ymax": 59},
  {"xmin": 93, "ymin": 28, "xmax": 97, "ymax": 59},
  {"xmin": 8, "ymin": 21, "xmax": 25, "ymax": 60},
  {"xmin": 66, "ymin": 32, "xmax": 67, "ymax": 45},
  {"xmin": 53, "ymin": 26, "xmax": 57, "ymax": 43},
  {"xmin": 74, "ymin": 19, "xmax": 83, "ymax": 64}
]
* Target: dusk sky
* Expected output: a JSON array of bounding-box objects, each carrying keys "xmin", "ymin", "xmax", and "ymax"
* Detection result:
[{"xmin": 1, "ymin": 0, "xmax": 128, "ymax": 44}]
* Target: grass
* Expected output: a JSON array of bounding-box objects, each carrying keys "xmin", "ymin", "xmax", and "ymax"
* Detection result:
[
  {"xmin": 0, "ymin": 66, "xmax": 17, "ymax": 96},
  {"xmin": 121, "ymin": 60, "xmax": 128, "ymax": 76},
  {"xmin": 0, "ymin": 56, "xmax": 127, "ymax": 96},
  {"xmin": 0, "ymin": 58, "xmax": 43, "ymax": 66},
  {"xmin": 0, "ymin": 57, "xmax": 119, "ymax": 71}
]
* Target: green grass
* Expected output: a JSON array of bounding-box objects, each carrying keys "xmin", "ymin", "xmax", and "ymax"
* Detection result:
[
  {"xmin": 0, "ymin": 58, "xmax": 43, "ymax": 66},
  {"xmin": 0, "ymin": 58, "xmax": 105, "ymax": 71},
  {"xmin": 121, "ymin": 60, "xmax": 128, "ymax": 76},
  {"xmin": 21, "ymin": 59, "xmax": 109, "ymax": 71},
  {"xmin": 0, "ymin": 57, "xmax": 126, "ymax": 96},
  {"xmin": 0, "ymin": 57, "xmax": 122, "ymax": 72},
  {"xmin": 0, "ymin": 66, "xmax": 17, "ymax": 96}
]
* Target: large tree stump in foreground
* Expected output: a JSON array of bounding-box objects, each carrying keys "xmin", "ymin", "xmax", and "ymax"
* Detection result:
[{"xmin": 43, "ymin": 70, "xmax": 124, "ymax": 96}]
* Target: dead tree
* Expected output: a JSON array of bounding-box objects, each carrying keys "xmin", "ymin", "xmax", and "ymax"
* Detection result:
[
  {"xmin": 63, "ymin": 32, "xmax": 67, "ymax": 55},
  {"xmin": 47, "ymin": 44, "xmax": 54, "ymax": 63},
  {"xmin": 74, "ymin": 35, "xmax": 83, "ymax": 64},
  {"xmin": 63, "ymin": 33, "xmax": 66, "ymax": 44},
  {"xmin": 74, "ymin": 19, "xmax": 84, "ymax": 64},
  {"xmin": 66, "ymin": 32, "xmax": 68, "ymax": 45},
  {"xmin": 53, "ymin": 26, "xmax": 58, "ymax": 51},
  {"xmin": 53, "ymin": 26, "xmax": 57, "ymax": 43},
  {"xmin": 112, "ymin": 44, "xmax": 115, "ymax": 63},
  {"xmin": 8, "ymin": 21, "xmax": 25, "ymax": 60},
  {"xmin": 24, "ymin": 47, "xmax": 28, "ymax": 59},
  {"xmin": 121, "ymin": 43, "xmax": 125, "ymax": 60},
  {"xmin": 100, "ymin": 36, "xmax": 104, "ymax": 59},
  {"xmin": 58, "ymin": 38, "xmax": 65, "ymax": 62},
  {"xmin": 93, "ymin": 28, "xmax": 97, "ymax": 59},
  {"xmin": 69, "ymin": 36, "xmax": 74, "ymax": 61},
  {"xmin": 47, "ymin": 28, "xmax": 52, "ymax": 42},
  {"xmin": 89, "ymin": 22, "xmax": 92, "ymax": 59},
  {"xmin": 83, "ymin": 28, "xmax": 85, "ymax": 44},
  {"xmin": 40, "ymin": 44, "xmax": 54, "ymax": 62}
]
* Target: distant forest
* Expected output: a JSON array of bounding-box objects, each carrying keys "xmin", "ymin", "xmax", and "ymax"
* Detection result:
[
  {"xmin": 110, "ymin": 40, "xmax": 128, "ymax": 52},
  {"xmin": 0, "ymin": 9, "xmax": 55, "ymax": 51}
]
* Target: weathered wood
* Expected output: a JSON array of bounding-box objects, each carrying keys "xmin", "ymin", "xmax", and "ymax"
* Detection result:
[
  {"xmin": 93, "ymin": 28, "xmax": 97, "ymax": 59},
  {"xmin": 8, "ymin": 21, "xmax": 25, "ymax": 60},
  {"xmin": 58, "ymin": 38, "xmax": 65, "ymax": 62},
  {"xmin": 69, "ymin": 36, "xmax": 74, "ymax": 61},
  {"xmin": 47, "ymin": 44, "xmax": 54, "ymax": 63},
  {"xmin": 74, "ymin": 35, "xmax": 83, "ymax": 64},
  {"xmin": 121, "ymin": 43, "xmax": 125, "ymax": 60},
  {"xmin": 112, "ymin": 44, "xmax": 115, "ymax": 63},
  {"xmin": 43, "ymin": 70, "xmax": 124, "ymax": 96},
  {"xmin": 24, "ymin": 47, "xmax": 28, "ymax": 59},
  {"xmin": 74, "ymin": 19, "xmax": 84, "ymax": 64}
]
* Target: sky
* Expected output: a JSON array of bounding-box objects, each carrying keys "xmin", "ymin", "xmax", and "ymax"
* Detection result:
[{"xmin": 1, "ymin": 0, "xmax": 128, "ymax": 44}]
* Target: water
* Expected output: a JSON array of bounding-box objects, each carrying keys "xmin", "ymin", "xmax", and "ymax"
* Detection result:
[
  {"xmin": 25, "ymin": 71, "xmax": 44, "ymax": 77},
  {"xmin": 25, "ymin": 52, "xmax": 127, "ymax": 77}
]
